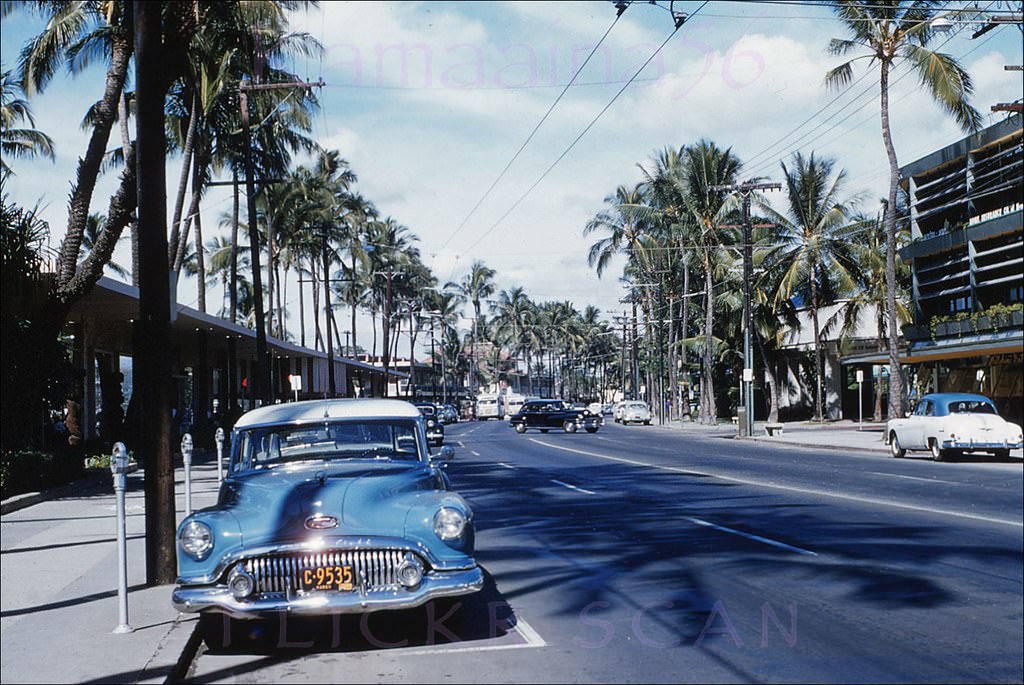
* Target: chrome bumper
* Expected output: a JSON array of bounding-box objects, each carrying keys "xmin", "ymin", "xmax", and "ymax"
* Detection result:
[
  {"xmin": 942, "ymin": 439, "xmax": 1022, "ymax": 450},
  {"xmin": 172, "ymin": 567, "xmax": 483, "ymax": 617}
]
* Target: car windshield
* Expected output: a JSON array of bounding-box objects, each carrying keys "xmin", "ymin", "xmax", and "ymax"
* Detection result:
[
  {"xmin": 233, "ymin": 419, "xmax": 421, "ymax": 471},
  {"xmin": 416, "ymin": 405, "xmax": 436, "ymax": 416},
  {"xmin": 947, "ymin": 400, "xmax": 997, "ymax": 415}
]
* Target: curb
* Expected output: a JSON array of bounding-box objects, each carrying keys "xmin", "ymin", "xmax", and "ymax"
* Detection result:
[
  {"xmin": 746, "ymin": 435, "xmax": 891, "ymax": 455},
  {"xmin": 0, "ymin": 465, "xmax": 132, "ymax": 515}
]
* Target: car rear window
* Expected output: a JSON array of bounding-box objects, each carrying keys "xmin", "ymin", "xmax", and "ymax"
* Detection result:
[{"xmin": 947, "ymin": 400, "xmax": 997, "ymax": 415}]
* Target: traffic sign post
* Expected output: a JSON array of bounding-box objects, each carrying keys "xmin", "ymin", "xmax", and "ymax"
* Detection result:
[
  {"xmin": 181, "ymin": 433, "xmax": 193, "ymax": 515},
  {"xmin": 856, "ymin": 369, "xmax": 864, "ymax": 430}
]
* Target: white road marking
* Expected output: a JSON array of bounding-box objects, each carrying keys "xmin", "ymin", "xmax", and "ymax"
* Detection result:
[
  {"xmin": 497, "ymin": 462, "xmax": 517, "ymax": 470},
  {"xmin": 470, "ymin": 450, "xmax": 481, "ymax": 457},
  {"xmin": 529, "ymin": 438, "xmax": 1023, "ymax": 529},
  {"xmin": 550, "ymin": 479, "xmax": 596, "ymax": 495},
  {"xmin": 684, "ymin": 516, "xmax": 817, "ymax": 556},
  {"xmin": 869, "ymin": 472, "xmax": 961, "ymax": 485},
  {"xmin": 389, "ymin": 615, "xmax": 547, "ymax": 656}
]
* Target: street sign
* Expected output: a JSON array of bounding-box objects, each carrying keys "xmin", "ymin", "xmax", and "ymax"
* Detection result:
[
  {"xmin": 289, "ymin": 374, "xmax": 302, "ymax": 391},
  {"xmin": 742, "ymin": 368, "xmax": 754, "ymax": 383},
  {"xmin": 856, "ymin": 369, "xmax": 864, "ymax": 383}
]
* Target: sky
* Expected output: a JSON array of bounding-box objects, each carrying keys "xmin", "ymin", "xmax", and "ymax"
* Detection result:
[{"xmin": 2, "ymin": 1, "xmax": 1022, "ymax": 356}]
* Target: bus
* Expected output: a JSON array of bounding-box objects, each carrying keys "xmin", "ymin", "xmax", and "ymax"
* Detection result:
[{"xmin": 475, "ymin": 394, "xmax": 501, "ymax": 420}]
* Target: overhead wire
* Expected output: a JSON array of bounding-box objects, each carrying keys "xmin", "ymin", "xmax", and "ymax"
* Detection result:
[
  {"xmin": 456, "ymin": 2, "xmax": 713, "ymax": 259},
  {"xmin": 434, "ymin": 4, "xmax": 630, "ymax": 255}
]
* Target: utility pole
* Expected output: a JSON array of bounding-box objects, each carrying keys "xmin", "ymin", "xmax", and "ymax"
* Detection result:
[
  {"xmin": 238, "ymin": 77, "xmax": 323, "ymax": 405},
  {"xmin": 374, "ymin": 270, "xmax": 404, "ymax": 397},
  {"xmin": 711, "ymin": 180, "xmax": 781, "ymax": 437},
  {"xmin": 321, "ymin": 229, "xmax": 336, "ymax": 398}
]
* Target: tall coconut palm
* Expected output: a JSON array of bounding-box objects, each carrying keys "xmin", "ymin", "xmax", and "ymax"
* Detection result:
[
  {"xmin": 672, "ymin": 140, "xmax": 742, "ymax": 424},
  {"xmin": 826, "ymin": 0, "xmax": 982, "ymax": 418},
  {"xmin": 760, "ymin": 152, "xmax": 859, "ymax": 422},
  {"xmin": 490, "ymin": 287, "xmax": 536, "ymax": 393},
  {"xmin": 0, "ymin": 66, "xmax": 55, "ymax": 175},
  {"xmin": 446, "ymin": 260, "xmax": 496, "ymax": 394}
]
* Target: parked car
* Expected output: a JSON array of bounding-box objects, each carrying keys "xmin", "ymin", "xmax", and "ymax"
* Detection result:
[
  {"xmin": 620, "ymin": 400, "xmax": 652, "ymax": 425},
  {"xmin": 440, "ymin": 403, "xmax": 459, "ymax": 425},
  {"xmin": 508, "ymin": 399, "xmax": 601, "ymax": 434},
  {"xmin": 885, "ymin": 392, "xmax": 1023, "ymax": 461},
  {"xmin": 172, "ymin": 399, "xmax": 483, "ymax": 637},
  {"xmin": 414, "ymin": 402, "xmax": 445, "ymax": 446}
]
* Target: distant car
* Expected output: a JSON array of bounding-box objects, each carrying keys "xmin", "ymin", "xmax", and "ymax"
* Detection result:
[
  {"xmin": 620, "ymin": 401, "xmax": 652, "ymax": 426},
  {"xmin": 587, "ymin": 402, "xmax": 605, "ymax": 425},
  {"xmin": 612, "ymin": 401, "xmax": 629, "ymax": 423},
  {"xmin": 885, "ymin": 392, "xmax": 1023, "ymax": 461},
  {"xmin": 172, "ymin": 399, "xmax": 482, "ymax": 639},
  {"xmin": 414, "ymin": 402, "xmax": 445, "ymax": 446},
  {"xmin": 440, "ymin": 404, "xmax": 458, "ymax": 425},
  {"xmin": 509, "ymin": 399, "xmax": 601, "ymax": 434}
]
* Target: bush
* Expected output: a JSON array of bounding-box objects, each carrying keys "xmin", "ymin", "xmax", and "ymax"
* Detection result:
[{"xmin": 0, "ymin": 448, "xmax": 85, "ymax": 499}]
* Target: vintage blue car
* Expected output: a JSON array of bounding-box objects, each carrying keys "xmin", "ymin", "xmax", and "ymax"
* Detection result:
[{"xmin": 172, "ymin": 399, "xmax": 483, "ymax": 621}]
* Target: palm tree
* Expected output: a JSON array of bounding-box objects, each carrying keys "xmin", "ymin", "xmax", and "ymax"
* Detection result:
[
  {"xmin": 824, "ymin": 208, "xmax": 911, "ymax": 421},
  {"xmin": 0, "ymin": 66, "xmax": 55, "ymax": 175},
  {"xmin": 490, "ymin": 287, "xmax": 536, "ymax": 394},
  {"xmin": 826, "ymin": 0, "xmax": 982, "ymax": 418},
  {"xmin": 446, "ymin": 260, "xmax": 496, "ymax": 395},
  {"xmin": 760, "ymin": 152, "xmax": 859, "ymax": 422},
  {"xmin": 672, "ymin": 140, "xmax": 742, "ymax": 424},
  {"xmin": 80, "ymin": 213, "xmax": 129, "ymax": 280}
]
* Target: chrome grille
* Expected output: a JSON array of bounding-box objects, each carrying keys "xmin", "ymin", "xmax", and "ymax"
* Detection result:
[{"xmin": 241, "ymin": 549, "xmax": 415, "ymax": 594}]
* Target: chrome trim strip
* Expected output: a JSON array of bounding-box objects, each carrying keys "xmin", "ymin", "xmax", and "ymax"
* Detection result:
[
  {"xmin": 177, "ymin": 535, "xmax": 474, "ymax": 585},
  {"xmin": 172, "ymin": 567, "xmax": 484, "ymax": 616}
]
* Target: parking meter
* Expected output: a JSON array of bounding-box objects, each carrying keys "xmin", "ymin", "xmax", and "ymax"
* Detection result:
[
  {"xmin": 111, "ymin": 442, "xmax": 132, "ymax": 634},
  {"xmin": 181, "ymin": 433, "xmax": 194, "ymax": 515},
  {"xmin": 214, "ymin": 427, "xmax": 225, "ymax": 484}
]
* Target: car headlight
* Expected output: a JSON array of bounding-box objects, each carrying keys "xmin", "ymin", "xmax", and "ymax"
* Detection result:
[
  {"xmin": 433, "ymin": 506, "xmax": 467, "ymax": 541},
  {"xmin": 180, "ymin": 520, "xmax": 214, "ymax": 560},
  {"xmin": 427, "ymin": 418, "xmax": 436, "ymax": 428}
]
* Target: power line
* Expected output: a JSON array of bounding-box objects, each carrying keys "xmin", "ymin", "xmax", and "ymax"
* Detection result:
[
  {"xmin": 435, "ymin": 5, "xmax": 629, "ymax": 254},
  {"xmin": 457, "ymin": 2, "xmax": 712, "ymax": 259}
]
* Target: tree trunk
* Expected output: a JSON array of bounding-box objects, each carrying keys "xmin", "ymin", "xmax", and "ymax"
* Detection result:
[
  {"xmin": 298, "ymin": 263, "xmax": 306, "ymax": 348},
  {"xmin": 874, "ymin": 315, "xmax": 886, "ymax": 422},
  {"xmin": 168, "ymin": 90, "xmax": 197, "ymax": 268},
  {"xmin": 312, "ymin": 260, "xmax": 323, "ymax": 352},
  {"xmin": 192, "ymin": 146, "xmax": 206, "ymax": 312},
  {"xmin": 229, "ymin": 168, "xmax": 239, "ymax": 323},
  {"xmin": 118, "ymin": 91, "xmax": 139, "ymax": 287},
  {"xmin": 879, "ymin": 59, "xmax": 906, "ymax": 419},
  {"xmin": 701, "ymin": 248, "xmax": 717, "ymax": 424},
  {"xmin": 811, "ymin": 275, "xmax": 823, "ymax": 422},
  {"xmin": 57, "ymin": 32, "xmax": 132, "ymax": 289},
  {"xmin": 681, "ymin": 260, "xmax": 691, "ymax": 420}
]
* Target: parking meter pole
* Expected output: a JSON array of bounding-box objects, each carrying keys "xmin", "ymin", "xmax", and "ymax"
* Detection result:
[
  {"xmin": 111, "ymin": 442, "xmax": 133, "ymax": 634},
  {"xmin": 215, "ymin": 427, "xmax": 225, "ymax": 484},
  {"xmin": 181, "ymin": 433, "xmax": 193, "ymax": 515}
]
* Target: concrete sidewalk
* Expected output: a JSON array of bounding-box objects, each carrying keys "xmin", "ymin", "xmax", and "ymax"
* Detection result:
[
  {"xmin": 1, "ymin": 451, "xmax": 221, "ymax": 684},
  {"xmin": 661, "ymin": 416, "xmax": 1023, "ymax": 459}
]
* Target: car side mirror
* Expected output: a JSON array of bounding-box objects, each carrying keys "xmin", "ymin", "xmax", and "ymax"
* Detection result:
[{"xmin": 431, "ymin": 445, "xmax": 455, "ymax": 463}]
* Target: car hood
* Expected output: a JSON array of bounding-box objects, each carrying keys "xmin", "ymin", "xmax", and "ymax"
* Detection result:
[{"xmin": 221, "ymin": 462, "xmax": 439, "ymax": 548}]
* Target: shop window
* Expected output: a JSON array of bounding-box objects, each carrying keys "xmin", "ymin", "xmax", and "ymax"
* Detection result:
[{"xmin": 1010, "ymin": 286, "xmax": 1024, "ymax": 303}]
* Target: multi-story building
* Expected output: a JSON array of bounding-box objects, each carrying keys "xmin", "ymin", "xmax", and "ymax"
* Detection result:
[{"xmin": 898, "ymin": 113, "xmax": 1023, "ymax": 424}]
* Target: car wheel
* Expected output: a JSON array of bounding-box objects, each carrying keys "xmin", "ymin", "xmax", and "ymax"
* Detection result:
[
  {"xmin": 889, "ymin": 432, "xmax": 905, "ymax": 458},
  {"xmin": 644, "ymin": 420, "xmax": 651, "ymax": 426},
  {"xmin": 540, "ymin": 429, "xmax": 549, "ymax": 433},
  {"xmin": 929, "ymin": 439, "xmax": 948, "ymax": 462},
  {"xmin": 514, "ymin": 423, "xmax": 526, "ymax": 434},
  {"xmin": 585, "ymin": 426, "xmax": 598, "ymax": 433},
  {"xmin": 994, "ymin": 448, "xmax": 1010, "ymax": 460},
  {"xmin": 563, "ymin": 421, "xmax": 578, "ymax": 433}
]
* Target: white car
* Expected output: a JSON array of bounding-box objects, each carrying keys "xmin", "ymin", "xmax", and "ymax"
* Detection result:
[
  {"xmin": 885, "ymin": 393, "xmax": 1023, "ymax": 462},
  {"xmin": 620, "ymin": 401, "xmax": 652, "ymax": 426}
]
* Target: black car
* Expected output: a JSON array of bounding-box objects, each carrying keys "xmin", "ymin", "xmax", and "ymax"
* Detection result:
[
  {"xmin": 413, "ymin": 402, "xmax": 445, "ymax": 446},
  {"xmin": 509, "ymin": 399, "xmax": 601, "ymax": 434}
]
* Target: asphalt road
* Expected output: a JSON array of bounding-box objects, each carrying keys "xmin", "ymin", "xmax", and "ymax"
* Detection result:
[{"xmin": 185, "ymin": 419, "xmax": 1024, "ymax": 684}]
